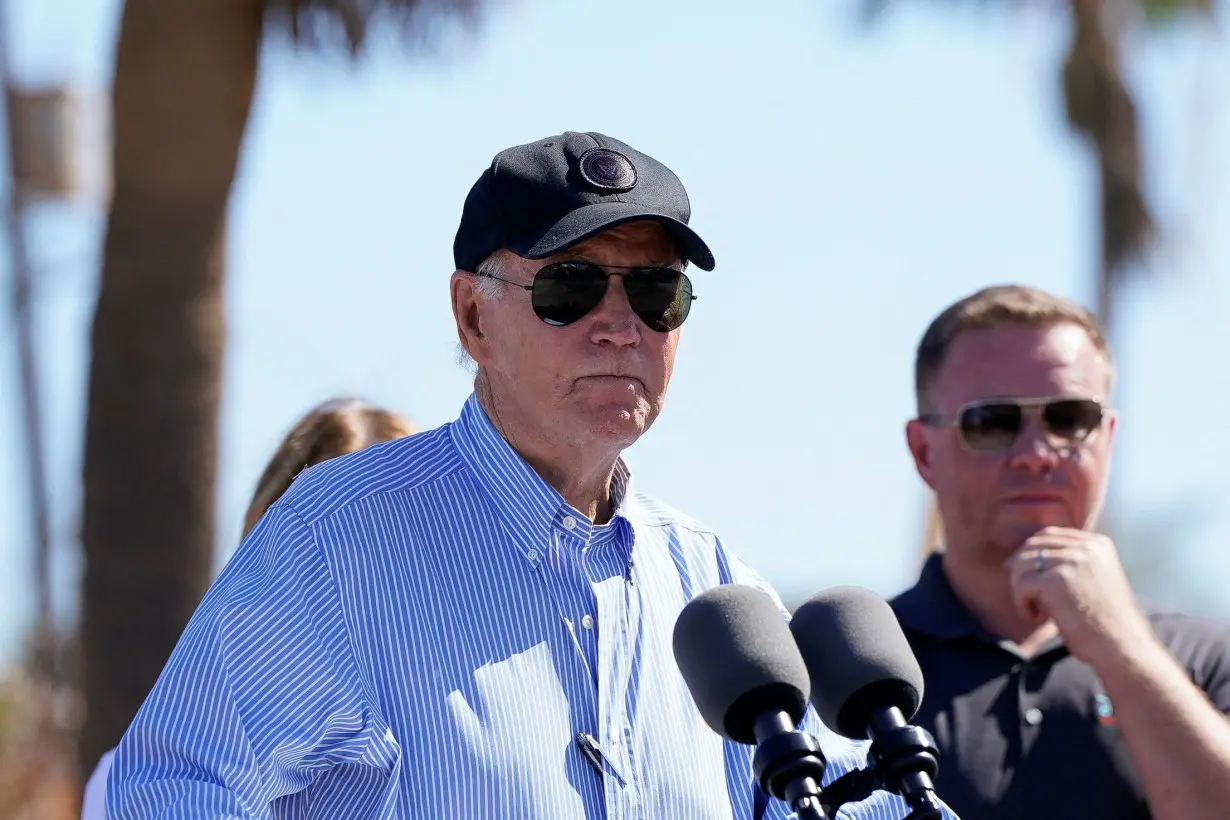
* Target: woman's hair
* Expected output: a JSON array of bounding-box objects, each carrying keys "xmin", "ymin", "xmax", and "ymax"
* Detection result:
[{"xmin": 242, "ymin": 398, "xmax": 415, "ymax": 536}]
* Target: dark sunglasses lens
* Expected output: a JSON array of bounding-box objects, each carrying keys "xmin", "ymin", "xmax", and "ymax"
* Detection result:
[
  {"xmin": 624, "ymin": 269, "xmax": 693, "ymax": 332},
  {"xmin": 959, "ymin": 403, "xmax": 1023, "ymax": 451},
  {"xmin": 531, "ymin": 263, "xmax": 608, "ymax": 326},
  {"xmin": 1043, "ymin": 399, "xmax": 1103, "ymax": 441}
]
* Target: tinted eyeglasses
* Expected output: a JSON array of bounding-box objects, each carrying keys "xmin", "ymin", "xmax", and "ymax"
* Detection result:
[
  {"xmin": 474, "ymin": 261, "xmax": 695, "ymax": 332},
  {"xmin": 919, "ymin": 396, "xmax": 1106, "ymax": 453}
]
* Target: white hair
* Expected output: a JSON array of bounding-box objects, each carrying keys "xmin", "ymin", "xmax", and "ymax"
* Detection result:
[
  {"xmin": 472, "ymin": 250, "xmax": 516, "ymax": 301},
  {"xmin": 456, "ymin": 250, "xmax": 518, "ymax": 370}
]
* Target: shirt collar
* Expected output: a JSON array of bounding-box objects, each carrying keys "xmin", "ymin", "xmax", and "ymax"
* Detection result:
[
  {"xmin": 892, "ymin": 553, "xmax": 993, "ymax": 641},
  {"xmin": 894, "ymin": 553, "xmax": 1068, "ymax": 658},
  {"xmin": 449, "ymin": 393, "xmax": 638, "ymax": 554}
]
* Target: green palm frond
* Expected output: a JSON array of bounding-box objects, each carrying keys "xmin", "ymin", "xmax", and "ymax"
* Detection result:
[
  {"xmin": 1138, "ymin": 0, "xmax": 1213, "ymax": 23},
  {"xmin": 859, "ymin": 0, "xmax": 1213, "ymax": 22},
  {"xmin": 857, "ymin": 0, "xmax": 1217, "ymax": 322},
  {"xmin": 265, "ymin": 0, "xmax": 501, "ymax": 56}
]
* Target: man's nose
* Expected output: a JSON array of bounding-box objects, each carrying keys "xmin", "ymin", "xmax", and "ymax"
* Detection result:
[
  {"xmin": 588, "ymin": 275, "xmax": 642, "ymax": 346},
  {"xmin": 1007, "ymin": 415, "xmax": 1062, "ymax": 474}
]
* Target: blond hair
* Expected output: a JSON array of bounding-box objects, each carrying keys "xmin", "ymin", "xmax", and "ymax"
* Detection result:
[
  {"xmin": 915, "ymin": 285, "xmax": 1114, "ymax": 414},
  {"xmin": 242, "ymin": 398, "xmax": 415, "ymax": 536}
]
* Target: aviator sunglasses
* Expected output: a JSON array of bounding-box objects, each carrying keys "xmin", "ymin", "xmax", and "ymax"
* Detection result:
[
  {"xmin": 474, "ymin": 261, "xmax": 696, "ymax": 332},
  {"xmin": 918, "ymin": 396, "xmax": 1106, "ymax": 453}
]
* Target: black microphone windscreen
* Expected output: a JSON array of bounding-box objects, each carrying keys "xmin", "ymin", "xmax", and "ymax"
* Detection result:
[
  {"xmin": 789, "ymin": 586, "xmax": 924, "ymax": 739},
  {"xmin": 672, "ymin": 584, "xmax": 811, "ymax": 746}
]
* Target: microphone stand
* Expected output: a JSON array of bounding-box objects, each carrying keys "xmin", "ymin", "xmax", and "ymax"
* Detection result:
[
  {"xmin": 751, "ymin": 713, "xmax": 832, "ymax": 820},
  {"xmin": 817, "ymin": 709, "xmax": 943, "ymax": 820}
]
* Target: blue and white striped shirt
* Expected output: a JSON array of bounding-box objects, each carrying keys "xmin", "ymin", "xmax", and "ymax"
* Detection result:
[{"xmin": 109, "ymin": 393, "xmax": 957, "ymax": 819}]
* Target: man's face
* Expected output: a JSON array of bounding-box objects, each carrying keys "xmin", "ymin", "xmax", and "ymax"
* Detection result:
[
  {"xmin": 456, "ymin": 221, "xmax": 684, "ymax": 454},
  {"xmin": 906, "ymin": 323, "xmax": 1116, "ymax": 564}
]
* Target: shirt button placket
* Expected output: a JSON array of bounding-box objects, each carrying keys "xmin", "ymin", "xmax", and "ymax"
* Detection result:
[{"xmin": 1018, "ymin": 659, "xmax": 1045, "ymax": 756}]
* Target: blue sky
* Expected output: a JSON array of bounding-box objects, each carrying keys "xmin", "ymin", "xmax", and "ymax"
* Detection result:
[{"xmin": 0, "ymin": 0, "xmax": 1226, "ymax": 664}]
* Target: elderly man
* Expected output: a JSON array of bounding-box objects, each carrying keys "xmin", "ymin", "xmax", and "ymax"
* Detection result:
[
  {"xmin": 106, "ymin": 132, "xmax": 947, "ymax": 819},
  {"xmin": 892, "ymin": 284, "xmax": 1230, "ymax": 819}
]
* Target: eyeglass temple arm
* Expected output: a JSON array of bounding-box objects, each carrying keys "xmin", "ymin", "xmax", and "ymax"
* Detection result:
[
  {"xmin": 916, "ymin": 413, "xmax": 952, "ymax": 427},
  {"xmin": 472, "ymin": 271, "xmax": 532, "ymax": 291}
]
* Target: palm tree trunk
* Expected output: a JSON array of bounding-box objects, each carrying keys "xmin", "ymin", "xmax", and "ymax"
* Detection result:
[
  {"xmin": 79, "ymin": 0, "xmax": 263, "ymax": 776},
  {"xmin": 1064, "ymin": 0, "xmax": 1152, "ymax": 332}
]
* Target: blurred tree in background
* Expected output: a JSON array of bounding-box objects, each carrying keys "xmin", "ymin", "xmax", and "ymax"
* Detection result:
[
  {"xmin": 78, "ymin": 0, "xmax": 497, "ymax": 787},
  {"xmin": 0, "ymin": 1, "xmax": 1208, "ymax": 817},
  {"xmin": 888, "ymin": 0, "xmax": 1218, "ymax": 600},
  {"xmin": 864, "ymin": 0, "xmax": 1212, "ymax": 326}
]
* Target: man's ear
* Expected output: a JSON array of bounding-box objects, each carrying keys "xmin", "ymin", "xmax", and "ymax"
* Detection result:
[
  {"xmin": 451, "ymin": 270, "xmax": 489, "ymax": 365},
  {"xmin": 905, "ymin": 419, "xmax": 939, "ymax": 491}
]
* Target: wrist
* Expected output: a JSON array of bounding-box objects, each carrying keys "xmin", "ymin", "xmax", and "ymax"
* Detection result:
[
  {"xmin": 1086, "ymin": 629, "xmax": 1176, "ymax": 689},
  {"xmin": 1073, "ymin": 602, "xmax": 1155, "ymax": 665}
]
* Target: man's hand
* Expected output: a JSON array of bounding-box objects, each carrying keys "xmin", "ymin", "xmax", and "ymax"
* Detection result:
[
  {"xmin": 1007, "ymin": 527, "xmax": 1230, "ymax": 820},
  {"xmin": 1005, "ymin": 526, "xmax": 1157, "ymax": 665}
]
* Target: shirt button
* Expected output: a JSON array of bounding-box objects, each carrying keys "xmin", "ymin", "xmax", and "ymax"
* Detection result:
[
  {"xmin": 581, "ymin": 614, "xmax": 594, "ymax": 630},
  {"xmin": 526, "ymin": 548, "xmax": 540, "ymax": 562},
  {"xmin": 1024, "ymin": 707, "xmax": 1043, "ymax": 726},
  {"xmin": 563, "ymin": 516, "xmax": 578, "ymax": 530}
]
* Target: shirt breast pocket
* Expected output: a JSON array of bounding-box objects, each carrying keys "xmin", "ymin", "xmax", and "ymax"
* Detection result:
[{"xmin": 411, "ymin": 639, "xmax": 591, "ymax": 817}]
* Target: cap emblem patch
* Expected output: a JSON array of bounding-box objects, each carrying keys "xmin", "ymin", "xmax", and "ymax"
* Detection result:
[{"xmin": 578, "ymin": 148, "xmax": 637, "ymax": 192}]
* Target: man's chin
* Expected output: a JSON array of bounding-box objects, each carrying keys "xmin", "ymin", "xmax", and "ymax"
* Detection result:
[
  {"xmin": 580, "ymin": 403, "xmax": 653, "ymax": 442},
  {"xmin": 995, "ymin": 516, "xmax": 1076, "ymax": 550}
]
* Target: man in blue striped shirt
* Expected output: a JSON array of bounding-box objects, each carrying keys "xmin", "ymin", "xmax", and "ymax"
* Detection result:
[{"xmin": 108, "ymin": 132, "xmax": 957, "ymax": 819}]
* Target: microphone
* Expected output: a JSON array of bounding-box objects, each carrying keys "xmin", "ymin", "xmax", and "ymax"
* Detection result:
[
  {"xmin": 790, "ymin": 586, "xmax": 943, "ymax": 820},
  {"xmin": 673, "ymin": 584, "xmax": 831, "ymax": 820}
]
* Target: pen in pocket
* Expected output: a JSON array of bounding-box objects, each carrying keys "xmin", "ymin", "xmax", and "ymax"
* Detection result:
[{"xmin": 575, "ymin": 732, "xmax": 627, "ymax": 786}]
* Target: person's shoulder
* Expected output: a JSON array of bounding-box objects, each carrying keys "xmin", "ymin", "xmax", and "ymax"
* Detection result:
[
  {"xmin": 279, "ymin": 424, "xmax": 463, "ymax": 525},
  {"xmin": 1143, "ymin": 603, "xmax": 1230, "ymax": 652},
  {"xmin": 626, "ymin": 490, "xmax": 786, "ymax": 602},
  {"xmin": 888, "ymin": 575, "xmax": 924, "ymax": 603},
  {"xmin": 1143, "ymin": 604, "xmax": 1230, "ymax": 707},
  {"xmin": 1144, "ymin": 600, "xmax": 1230, "ymax": 632},
  {"xmin": 887, "ymin": 574, "xmax": 928, "ymax": 616},
  {"xmin": 627, "ymin": 490, "xmax": 719, "ymax": 537}
]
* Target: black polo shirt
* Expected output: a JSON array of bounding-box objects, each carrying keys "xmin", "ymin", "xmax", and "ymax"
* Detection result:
[{"xmin": 890, "ymin": 553, "xmax": 1230, "ymax": 820}]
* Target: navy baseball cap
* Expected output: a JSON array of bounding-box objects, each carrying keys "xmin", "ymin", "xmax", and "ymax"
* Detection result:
[{"xmin": 453, "ymin": 132, "xmax": 715, "ymax": 273}]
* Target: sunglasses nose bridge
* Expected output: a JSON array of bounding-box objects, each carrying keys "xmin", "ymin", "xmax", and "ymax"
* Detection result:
[
  {"xmin": 592, "ymin": 273, "xmax": 638, "ymax": 316},
  {"xmin": 1005, "ymin": 412, "xmax": 1063, "ymax": 471},
  {"xmin": 586, "ymin": 274, "xmax": 644, "ymax": 340},
  {"xmin": 1013, "ymin": 407, "xmax": 1051, "ymax": 445}
]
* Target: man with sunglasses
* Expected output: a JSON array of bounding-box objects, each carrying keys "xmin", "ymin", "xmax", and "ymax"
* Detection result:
[
  {"xmin": 106, "ymin": 132, "xmax": 949, "ymax": 819},
  {"xmin": 890, "ymin": 284, "xmax": 1230, "ymax": 819}
]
